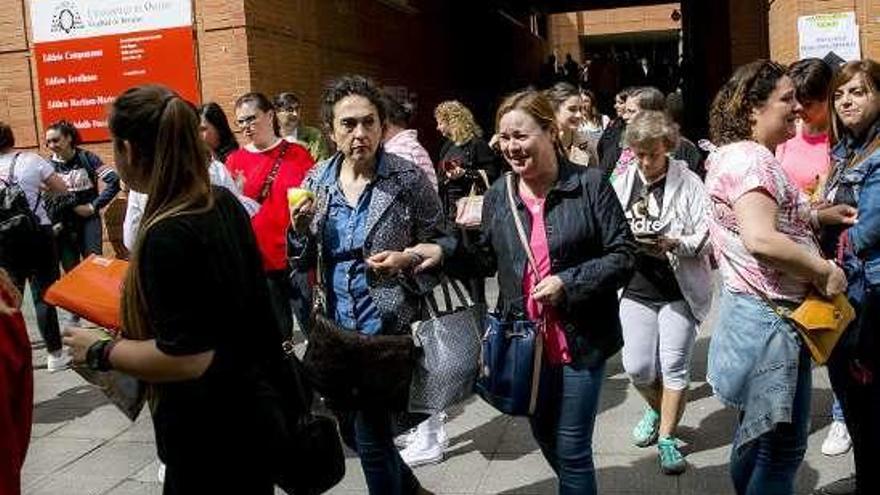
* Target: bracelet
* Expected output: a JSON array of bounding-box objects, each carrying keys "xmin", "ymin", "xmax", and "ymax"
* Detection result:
[
  {"xmin": 86, "ymin": 338, "xmax": 116, "ymax": 371},
  {"xmin": 100, "ymin": 340, "xmax": 118, "ymax": 372}
]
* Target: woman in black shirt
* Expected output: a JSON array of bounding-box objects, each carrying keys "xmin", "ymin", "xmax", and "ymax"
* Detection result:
[{"xmin": 62, "ymin": 85, "xmax": 286, "ymax": 494}]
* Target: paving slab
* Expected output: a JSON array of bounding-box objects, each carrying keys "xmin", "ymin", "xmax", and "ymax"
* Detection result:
[{"xmin": 18, "ymin": 280, "xmax": 858, "ymax": 495}]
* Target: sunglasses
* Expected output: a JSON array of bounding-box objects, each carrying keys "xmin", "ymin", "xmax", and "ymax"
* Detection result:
[{"xmin": 236, "ymin": 114, "xmax": 259, "ymax": 128}]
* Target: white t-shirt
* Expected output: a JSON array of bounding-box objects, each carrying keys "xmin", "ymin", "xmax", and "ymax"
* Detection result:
[
  {"xmin": 122, "ymin": 159, "xmax": 260, "ymax": 249},
  {"xmin": 0, "ymin": 151, "xmax": 56, "ymax": 225}
]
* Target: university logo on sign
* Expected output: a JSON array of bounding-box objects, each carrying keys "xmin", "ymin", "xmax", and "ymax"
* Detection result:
[
  {"xmin": 50, "ymin": 1, "xmax": 85, "ymax": 35},
  {"xmin": 30, "ymin": 0, "xmax": 199, "ymax": 143}
]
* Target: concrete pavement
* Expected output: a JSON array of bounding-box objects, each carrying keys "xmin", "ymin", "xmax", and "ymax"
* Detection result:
[{"xmin": 20, "ymin": 280, "xmax": 855, "ymax": 494}]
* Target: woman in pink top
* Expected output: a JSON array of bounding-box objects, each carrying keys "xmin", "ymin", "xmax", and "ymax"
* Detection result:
[
  {"xmin": 776, "ymin": 59, "xmax": 835, "ymax": 196},
  {"xmin": 413, "ymin": 89, "xmax": 636, "ymax": 494}
]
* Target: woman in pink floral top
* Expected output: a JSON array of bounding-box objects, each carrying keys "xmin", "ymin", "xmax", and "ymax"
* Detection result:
[{"xmin": 705, "ymin": 60, "xmax": 853, "ymax": 495}]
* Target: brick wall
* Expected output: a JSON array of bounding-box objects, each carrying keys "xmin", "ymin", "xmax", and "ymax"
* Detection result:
[
  {"xmin": 769, "ymin": 0, "xmax": 879, "ymax": 64},
  {"xmin": 548, "ymin": 3, "xmax": 682, "ymax": 60}
]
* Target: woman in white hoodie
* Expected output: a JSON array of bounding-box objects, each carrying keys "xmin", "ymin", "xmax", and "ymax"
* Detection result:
[{"xmin": 612, "ymin": 111, "xmax": 713, "ymax": 475}]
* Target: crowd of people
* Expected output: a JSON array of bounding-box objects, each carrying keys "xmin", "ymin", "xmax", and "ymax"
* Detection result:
[{"xmin": 0, "ymin": 53, "xmax": 878, "ymax": 495}]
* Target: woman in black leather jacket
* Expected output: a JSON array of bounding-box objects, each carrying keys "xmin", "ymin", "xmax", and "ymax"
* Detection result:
[{"xmin": 411, "ymin": 89, "xmax": 635, "ymax": 494}]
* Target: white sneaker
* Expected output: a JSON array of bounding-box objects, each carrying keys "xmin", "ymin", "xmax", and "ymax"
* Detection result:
[
  {"xmin": 821, "ymin": 421, "xmax": 852, "ymax": 456},
  {"xmin": 395, "ymin": 428, "xmax": 417, "ymax": 449},
  {"xmin": 47, "ymin": 350, "xmax": 72, "ymax": 373},
  {"xmin": 400, "ymin": 431, "xmax": 445, "ymax": 467}
]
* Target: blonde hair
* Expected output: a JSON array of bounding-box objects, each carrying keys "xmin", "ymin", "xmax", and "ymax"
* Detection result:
[
  {"xmin": 623, "ymin": 110, "xmax": 680, "ymax": 151},
  {"xmin": 435, "ymin": 100, "xmax": 482, "ymax": 145}
]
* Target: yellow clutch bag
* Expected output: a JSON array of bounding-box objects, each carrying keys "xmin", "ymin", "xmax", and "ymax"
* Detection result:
[{"xmin": 788, "ymin": 293, "xmax": 855, "ymax": 365}]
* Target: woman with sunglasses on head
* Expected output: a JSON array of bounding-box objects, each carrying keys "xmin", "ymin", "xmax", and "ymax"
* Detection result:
[
  {"xmin": 44, "ymin": 121, "xmax": 120, "ymax": 273},
  {"xmin": 225, "ymin": 92, "xmax": 315, "ymax": 338}
]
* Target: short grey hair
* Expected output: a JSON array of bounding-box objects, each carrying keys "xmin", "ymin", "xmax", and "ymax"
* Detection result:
[
  {"xmin": 630, "ymin": 87, "xmax": 666, "ymax": 111},
  {"xmin": 623, "ymin": 110, "xmax": 680, "ymax": 150}
]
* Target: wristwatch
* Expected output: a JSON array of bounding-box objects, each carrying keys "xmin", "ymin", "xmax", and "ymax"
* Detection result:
[{"xmin": 86, "ymin": 338, "xmax": 116, "ymax": 371}]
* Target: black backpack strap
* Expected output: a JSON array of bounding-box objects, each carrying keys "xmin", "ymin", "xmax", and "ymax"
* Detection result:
[{"xmin": 5, "ymin": 152, "xmax": 20, "ymax": 183}]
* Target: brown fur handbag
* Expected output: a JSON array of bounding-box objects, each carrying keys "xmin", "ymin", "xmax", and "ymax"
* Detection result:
[{"xmin": 300, "ymin": 236, "xmax": 415, "ymax": 411}]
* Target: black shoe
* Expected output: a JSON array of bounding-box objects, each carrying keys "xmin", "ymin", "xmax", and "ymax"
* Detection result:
[{"xmin": 813, "ymin": 474, "xmax": 857, "ymax": 495}]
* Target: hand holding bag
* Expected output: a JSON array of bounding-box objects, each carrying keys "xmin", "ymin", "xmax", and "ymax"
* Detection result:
[
  {"xmin": 299, "ymin": 206, "xmax": 415, "ymax": 411},
  {"xmin": 454, "ymin": 170, "xmax": 490, "ymax": 229},
  {"xmin": 44, "ymin": 255, "xmax": 128, "ymax": 329},
  {"xmin": 720, "ymin": 249, "xmax": 854, "ymax": 365},
  {"xmin": 475, "ymin": 173, "xmax": 545, "ymax": 416},
  {"xmin": 408, "ymin": 277, "xmax": 484, "ymax": 415}
]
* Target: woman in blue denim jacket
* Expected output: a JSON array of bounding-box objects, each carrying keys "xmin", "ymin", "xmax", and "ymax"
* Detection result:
[
  {"xmin": 288, "ymin": 76, "xmax": 449, "ymax": 495},
  {"xmin": 704, "ymin": 60, "xmax": 850, "ymax": 495},
  {"xmin": 821, "ymin": 59, "xmax": 880, "ymax": 495}
]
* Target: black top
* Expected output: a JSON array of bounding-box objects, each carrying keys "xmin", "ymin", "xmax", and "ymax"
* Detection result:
[
  {"xmin": 449, "ymin": 161, "xmax": 636, "ymax": 368},
  {"xmin": 437, "ymin": 137, "xmax": 504, "ymax": 223},
  {"xmin": 622, "ymin": 174, "xmax": 683, "ymax": 304},
  {"xmin": 141, "ymin": 187, "xmax": 286, "ymax": 466}
]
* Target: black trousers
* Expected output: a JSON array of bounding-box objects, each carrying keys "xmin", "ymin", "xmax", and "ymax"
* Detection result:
[
  {"xmin": 266, "ymin": 269, "xmax": 294, "ymax": 340},
  {"xmin": 828, "ymin": 290, "xmax": 880, "ymax": 495},
  {"xmin": 3, "ymin": 226, "xmax": 62, "ymax": 353}
]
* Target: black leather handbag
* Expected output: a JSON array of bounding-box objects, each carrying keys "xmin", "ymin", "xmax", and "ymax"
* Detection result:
[{"xmin": 275, "ymin": 350, "xmax": 345, "ymax": 495}]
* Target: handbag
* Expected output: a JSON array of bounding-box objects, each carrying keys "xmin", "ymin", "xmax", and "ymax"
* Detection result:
[
  {"xmin": 408, "ymin": 277, "xmax": 484, "ymax": 415},
  {"xmin": 474, "ymin": 173, "xmax": 545, "ymax": 416},
  {"xmin": 454, "ymin": 170, "xmax": 490, "ymax": 229},
  {"xmin": 719, "ymin": 250, "xmax": 854, "ymax": 365},
  {"xmin": 275, "ymin": 346, "xmax": 345, "ymax": 495},
  {"xmin": 300, "ymin": 218, "xmax": 415, "ymax": 411}
]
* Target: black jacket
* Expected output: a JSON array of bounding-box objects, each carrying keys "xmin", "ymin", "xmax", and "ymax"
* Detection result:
[
  {"xmin": 448, "ymin": 159, "xmax": 636, "ymax": 368},
  {"xmin": 597, "ymin": 119, "xmax": 625, "ymax": 179}
]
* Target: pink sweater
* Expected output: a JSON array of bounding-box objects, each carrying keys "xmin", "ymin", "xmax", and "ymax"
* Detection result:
[{"xmin": 776, "ymin": 126, "xmax": 830, "ymax": 195}]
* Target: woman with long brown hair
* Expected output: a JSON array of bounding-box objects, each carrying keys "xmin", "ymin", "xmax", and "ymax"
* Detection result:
[
  {"xmin": 62, "ymin": 85, "xmax": 286, "ymax": 493},
  {"xmin": 821, "ymin": 59, "xmax": 880, "ymax": 495}
]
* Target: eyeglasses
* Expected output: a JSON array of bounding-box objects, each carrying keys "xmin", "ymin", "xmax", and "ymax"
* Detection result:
[{"xmin": 236, "ymin": 114, "xmax": 259, "ymax": 128}]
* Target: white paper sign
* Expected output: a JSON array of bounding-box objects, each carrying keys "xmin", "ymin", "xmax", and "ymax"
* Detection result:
[
  {"xmin": 798, "ymin": 12, "xmax": 862, "ymax": 61},
  {"xmin": 30, "ymin": 0, "xmax": 192, "ymax": 43}
]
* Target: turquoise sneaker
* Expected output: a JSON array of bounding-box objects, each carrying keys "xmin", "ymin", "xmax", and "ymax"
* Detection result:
[
  {"xmin": 632, "ymin": 407, "xmax": 660, "ymax": 447},
  {"xmin": 658, "ymin": 436, "xmax": 686, "ymax": 475}
]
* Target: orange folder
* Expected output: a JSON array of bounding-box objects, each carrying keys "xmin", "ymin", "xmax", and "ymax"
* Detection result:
[{"xmin": 45, "ymin": 255, "xmax": 129, "ymax": 331}]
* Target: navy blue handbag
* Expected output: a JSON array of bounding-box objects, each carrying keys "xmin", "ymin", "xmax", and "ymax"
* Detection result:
[{"xmin": 475, "ymin": 173, "xmax": 544, "ymax": 416}]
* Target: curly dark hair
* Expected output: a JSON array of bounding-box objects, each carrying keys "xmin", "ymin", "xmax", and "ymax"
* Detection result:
[
  {"xmin": 47, "ymin": 119, "xmax": 82, "ymax": 147},
  {"xmin": 320, "ymin": 75, "xmax": 386, "ymax": 128},
  {"xmin": 709, "ymin": 60, "xmax": 788, "ymax": 146}
]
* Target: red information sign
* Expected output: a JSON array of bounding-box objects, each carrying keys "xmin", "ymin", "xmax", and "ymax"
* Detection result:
[{"xmin": 31, "ymin": 1, "xmax": 200, "ymax": 143}]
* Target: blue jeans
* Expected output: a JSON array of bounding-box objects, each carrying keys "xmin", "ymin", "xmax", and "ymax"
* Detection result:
[
  {"xmin": 354, "ymin": 409, "xmax": 420, "ymax": 495},
  {"xmin": 831, "ymin": 395, "xmax": 845, "ymax": 423},
  {"xmin": 729, "ymin": 346, "xmax": 811, "ymax": 495},
  {"xmin": 529, "ymin": 361, "xmax": 606, "ymax": 495}
]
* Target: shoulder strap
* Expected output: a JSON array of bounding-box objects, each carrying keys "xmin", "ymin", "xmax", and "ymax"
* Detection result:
[
  {"xmin": 256, "ymin": 140, "xmax": 290, "ymax": 204},
  {"xmin": 6, "ymin": 152, "xmax": 20, "ymax": 182},
  {"xmin": 504, "ymin": 173, "xmax": 541, "ymax": 282}
]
